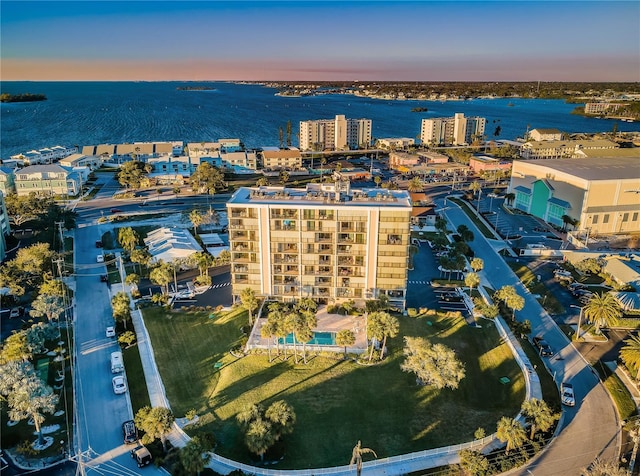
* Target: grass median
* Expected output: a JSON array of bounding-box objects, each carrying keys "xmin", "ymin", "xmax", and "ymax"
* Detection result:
[{"xmin": 143, "ymin": 306, "xmax": 525, "ymax": 468}]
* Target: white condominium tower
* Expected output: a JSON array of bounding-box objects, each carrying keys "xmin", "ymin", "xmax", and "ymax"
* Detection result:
[
  {"xmin": 227, "ymin": 182, "xmax": 412, "ymax": 310},
  {"xmin": 420, "ymin": 113, "xmax": 486, "ymax": 146},
  {"xmin": 299, "ymin": 115, "xmax": 372, "ymax": 151}
]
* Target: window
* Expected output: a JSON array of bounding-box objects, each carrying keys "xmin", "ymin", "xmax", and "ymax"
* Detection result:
[
  {"xmin": 633, "ymin": 212, "xmax": 638, "ymax": 222},
  {"xmin": 623, "ymin": 213, "xmax": 629, "ymax": 222},
  {"xmin": 592, "ymin": 215, "xmax": 599, "ymax": 224},
  {"xmin": 603, "ymin": 214, "xmax": 609, "ymax": 224}
]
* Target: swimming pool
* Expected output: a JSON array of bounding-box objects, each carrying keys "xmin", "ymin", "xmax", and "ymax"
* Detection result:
[{"xmin": 279, "ymin": 331, "xmax": 336, "ymax": 346}]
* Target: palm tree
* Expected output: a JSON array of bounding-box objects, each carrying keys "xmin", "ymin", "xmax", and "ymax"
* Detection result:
[
  {"xmin": 465, "ymin": 272, "xmax": 480, "ymax": 296},
  {"xmin": 584, "ymin": 292, "xmax": 622, "ymax": 333},
  {"xmin": 279, "ymin": 170, "xmax": 290, "ymax": 185},
  {"xmin": 621, "ymin": 334, "xmax": 640, "ymax": 380},
  {"xmin": 240, "ymin": 287, "xmax": 259, "ymax": 325},
  {"xmin": 350, "ymin": 440, "xmax": 377, "ymax": 476},
  {"xmin": 256, "ymin": 177, "xmax": 268, "ymax": 187},
  {"xmin": 561, "ymin": 214, "xmax": 573, "ymax": 232},
  {"xmin": 7, "ymin": 377, "xmax": 58, "ymax": 446},
  {"xmin": 260, "ymin": 320, "xmax": 277, "ymax": 362},
  {"xmin": 494, "ymin": 285, "xmax": 525, "ymax": 321},
  {"xmin": 189, "ymin": 209, "xmax": 204, "ymax": 235},
  {"xmin": 179, "ymin": 436, "xmax": 212, "ymax": 476},
  {"xmin": 504, "ymin": 192, "xmax": 515, "ymax": 206},
  {"xmin": 245, "ymin": 418, "xmax": 275, "ymax": 461},
  {"xmin": 149, "ymin": 261, "xmax": 173, "ymax": 295},
  {"xmin": 130, "ymin": 248, "xmax": 152, "ymax": 275},
  {"xmin": 265, "ymin": 400, "xmax": 296, "ymax": 440},
  {"xmin": 468, "ymin": 180, "xmax": 481, "ymax": 197},
  {"xmin": 134, "ymin": 406, "xmax": 175, "ymax": 452},
  {"xmin": 496, "ymin": 416, "xmax": 527, "ymax": 454},
  {"xmin": 373, "ymin": 176, "xmax": 382, "ymax": 188},
  {"xmin": 378, "ymin": 312, "xmax": 399, "ymax": 360},
  {"xmin": 521, "ymin": 398, "xmax": 557, "ymax": 439},
  {"xmin": 336, "ymin": 329, "xmax": 355, "ymax": 360},
  {"xmin": 470, "ymin": 257, "xmax": 484, "ymax": 273},
  {"xmin": 118, "ymin": 227, "xmax": 139, "ymax": 255},
  {"xmin": 407, "ymin": 176, "xmax": 424, "ymax": 192}
]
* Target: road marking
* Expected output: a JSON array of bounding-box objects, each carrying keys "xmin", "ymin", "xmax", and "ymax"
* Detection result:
[
  {"xmin": 211, "ymin": 282, "xmax": 231, "ymax": 289},
  {"xmin": 408, "ymin": 280, "xmax": 431, "ymax": 285}
]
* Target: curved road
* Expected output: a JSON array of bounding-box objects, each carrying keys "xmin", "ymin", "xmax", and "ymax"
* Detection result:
[{"xmin": 439, "ymin": 197, "xmax": 620, "ymax": 475}]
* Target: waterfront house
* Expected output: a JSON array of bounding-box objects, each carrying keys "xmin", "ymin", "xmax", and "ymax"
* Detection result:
[
  {"xmin": 261, "ymin": 148, "xmax": 303, "ymax": 170},
  {"xmin": 528, "ymin": 128, "xmax": 562, "ymax": 141},
  {"xmin": 59, "ymin": 153, "xmax": 102, "ymax": 170},
  {"xmin": 14, "ymin": 164, "xmax": 81, "ymax": 197},
  {"xmin": 520, "ymin": 139, "xmax": 619, "ymax": 159}
]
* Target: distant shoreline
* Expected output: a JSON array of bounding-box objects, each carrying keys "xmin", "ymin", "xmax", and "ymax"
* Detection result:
[{"xmin": 0, "ymin": 93, "xmax": 47, "ymax": 103}]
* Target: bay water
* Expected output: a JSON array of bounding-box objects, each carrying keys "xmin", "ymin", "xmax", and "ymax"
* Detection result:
[{"xmin": 1, "ymin": 81, "xmax": 637, "ymax": 159}]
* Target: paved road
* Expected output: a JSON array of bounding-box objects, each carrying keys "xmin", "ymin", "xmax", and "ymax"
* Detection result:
[
  {"xmin": 439, "ymin": 197, "xmax": 620, "ymax": 476},
  {"xmin": 73, "ymin": 224, "xmax": 166, "ymax": 475}
]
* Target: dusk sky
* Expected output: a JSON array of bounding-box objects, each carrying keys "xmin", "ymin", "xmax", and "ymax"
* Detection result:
[{"xmin": 2, "ymin": 1, "xmax": 639, "ymax": 81}]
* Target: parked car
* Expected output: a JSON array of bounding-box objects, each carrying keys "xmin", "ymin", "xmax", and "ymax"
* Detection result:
[
  {"xmin": 9, "ymin": 308, "xmax": 21, "ymax": 319},
  {"xmin": 130, "ymin": 445, "xmax": 153, "ymax": 468},
  {"xmin": 440, "ymin": 292, "xmax": 463, "ymax": 302},
  {"xmin": 532, "ymin": 336, "xmax": 553, "ymax": 357},
  {"xmin": 106, "ymin": 326, "xmax": 116, "ymax": 338},
  {"xmin": 572, "ymin": 289, "xmax": 594, "ymax": 298},
  {"xmin": 95, "ymin": 240, "xmax": 103, "ymax": 248},
  {"xmin": 567, "ymin": 283, "xmax": 586, "ymax": 292},
  {"xmin": 110, "ymin": 208, "xmax": 123, "ymax": 213},
  {"xmin": 112, "ymin": 376, "xmax": 127, "ymax": 394},
  {"xmin": 100, "ymin": 274, "xmax": 109, "ymax": 283},
  {"xmin": 554, "ymin": 269, "xmax": 572, "ymax": 278},
  {"xmin": 561, "ymin": 382, "xmax": 575, "ymax": 406},
  {"xmin": 122, "ymin": 420, "xmax": 138, "ymax": 444},
  {"xmin": 97, "ymin": 254, "xmax": 104, "ymax": 263}
]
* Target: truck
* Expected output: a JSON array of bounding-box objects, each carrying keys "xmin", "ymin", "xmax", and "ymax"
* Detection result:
[
  {"xmin": 110, "ymin": 351, "xmax": 124, "ymax": 373},
  {"xmin": 130, "ymin": 445, "xmax": 153, "ymax": 468}
]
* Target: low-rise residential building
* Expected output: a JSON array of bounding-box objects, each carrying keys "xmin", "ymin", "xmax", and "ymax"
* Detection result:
[
  {"xmin": 420, "ymin": 113, "xmax": 486, "ymax": 146},
  {"xmin": 14, "ymin": 164, "xmax": 81, "ymax": 197},
  {"xmin": 227, "ymin": 182, "xmax": 412, "ymax": 310},
  {"xmin": 0, "ymin": 167, "xmax": 16, "ymax": 195},
  {"xmin": 389, "ymin": 152, "xmax": 420, "ymax": 172},
  {"xmin": 299, "ymin": 115, "xmax": 372, "ymax": 151},
  {"xmin": 82, "ymin": 142, "xmax": 178, "ymax": 163},
  {"xmin": 469, "ymin": 155, "xmax": 512, "ymax": 174},
  {"xmin": 528, "ymin": 128, "xmax": 562, "ymax": 141},
  {"xmin": 10, "ymin": 145, "xmax": 77, "ymax": 165},
  {"xmin": 143, "ymin": 227, "xmax": 203, "ymax": 265},
  {"xmin": 376, "ymin": 138, "xmax": 415, "ymax": 150},
  {"xmin": 59, "ymin": 153, "xmax": 102, "ymax": 170},
  {"xmin": 520, "ymin": 139, "xmax": 619, "ymax": 159},
  {"xmin": 508, "ymin": 157, "xmax": 640, "ymax": 233},
  {"xmin": 584, "ymin": 102, "xmax": 627, "ymax": 115},
  {"xmin": 261, "ymin": 148, "xmax": 303, "ymax": 170}
]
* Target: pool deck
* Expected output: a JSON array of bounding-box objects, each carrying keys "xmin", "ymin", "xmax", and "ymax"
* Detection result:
[{"xmin": 249, "ymin": 305, "xmax": 368, "ymax": 353}]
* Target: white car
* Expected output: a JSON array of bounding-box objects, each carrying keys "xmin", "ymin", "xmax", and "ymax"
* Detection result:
[
  {"xmin": 112, "ymin": 376, "xmax": 127, "ymax": 395},
  {"xmin": 106, "ymin": 326, "xmax": 116, "ymax": 338},
  {"xmin": 97, "ymin": 254, "xmax": 105, "ymax": 263},
  {"xmin": 561, "ymin": 382, "xmax": 575, "ymax": 407}
]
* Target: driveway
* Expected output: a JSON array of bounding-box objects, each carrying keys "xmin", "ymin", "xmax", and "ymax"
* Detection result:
[{"xmin": 439, "ymin": 197, "xmax": 620, "ymax": 476}]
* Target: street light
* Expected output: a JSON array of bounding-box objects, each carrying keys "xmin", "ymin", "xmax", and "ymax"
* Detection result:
[{"xmin": 570, "ymin": 304, "xmax": 585, "ymax": 341}]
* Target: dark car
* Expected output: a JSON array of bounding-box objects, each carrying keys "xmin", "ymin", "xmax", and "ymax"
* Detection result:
[
  {"xmin": 100, "ymin": 274, "xmax": 109, "ymax": 283},
  {"xmin": 122, "ymin": 420, "xmax": 138, "ymax": 444},
  {"xmin": 440, "ymin": 292, "xmax": 463, "ymax": 302},
  {"xmin": 533, "ymin": 336, "xmax": 553, "ymax": 357},
  {"xmin": 110, "ymin": 208, "xmax": 123, "ymax": 213},
  {"xmin": 572, "ymin": 289, "xmax": 594, "ymax": 299},
  {"xmin": 131, "ymin": 445, "xmax": 152, "ymax": 467},
  {"xmin": 95, "ymin": 240, "xmax": 103, "ymax": 248}
]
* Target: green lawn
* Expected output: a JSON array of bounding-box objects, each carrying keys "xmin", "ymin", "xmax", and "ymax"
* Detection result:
[
  {"xmin": 507, "ymin": 262, "xmax": 565, "ymax": 315},
  {"xmin": 448, "ymin": 197, "xmax": 495, "ymax": 239},
  {"xmin": 143, "ymin": 306, "xmax": 525, "ymax": 468},
  {"xmin": 595, "ymin": 362, "xmax": 637, "ymax": 421},
  {"xmin": 123, "ymin": 344, "xmax": 151, "ymax": 413}
]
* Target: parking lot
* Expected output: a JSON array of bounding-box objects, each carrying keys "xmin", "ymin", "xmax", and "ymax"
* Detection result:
[{"xmin": 406, "ymin": 241, "xmax": 472, "ymax": 320}]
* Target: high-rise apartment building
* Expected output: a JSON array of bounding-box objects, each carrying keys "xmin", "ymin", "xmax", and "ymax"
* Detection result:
[
  {"xmin": 299, "ymin": 115, "xmax": 372, "ymax": 151},
  {"xmin": 227, "ymin": 182, "xmax": 412, "ymax": 310},
  {"xmin": 420, "ymin": 113, "xmax": 486, "ymax": 146}
]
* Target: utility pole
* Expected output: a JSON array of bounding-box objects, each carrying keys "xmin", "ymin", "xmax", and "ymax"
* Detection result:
[{"xmin": 55, "ymin": 221, "xmax": 65, "ymax": 253}]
